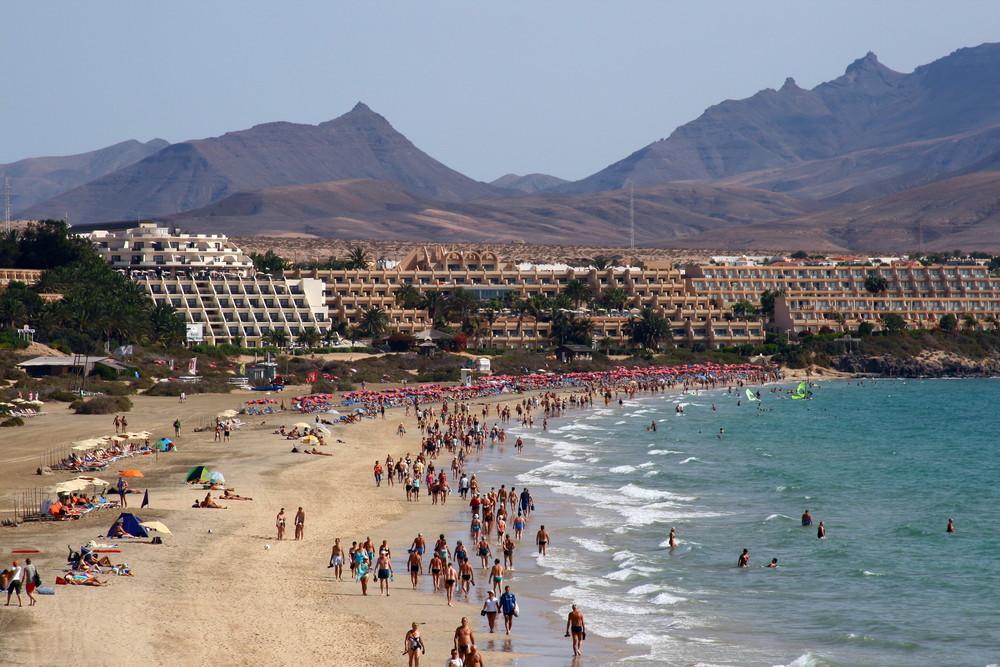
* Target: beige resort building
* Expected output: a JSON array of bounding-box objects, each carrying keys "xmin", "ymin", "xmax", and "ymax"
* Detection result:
[{"xmin": 68, "ymin": 228, "xmax": 1000, "ymax": 349}]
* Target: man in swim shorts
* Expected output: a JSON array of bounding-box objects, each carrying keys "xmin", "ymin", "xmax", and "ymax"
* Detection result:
[
  {"xmin": 489, "ymin": 558, "xmax": 504, "ymax": 595},
  {"xmin": 329, "ymin": 537, "xmax": 345, "ymax": 581},
  {"xmin": 565, "ymin": 604, "xmax": 586, "ymax": 656},
  {"xmin": 801, "ymin": 509, "xmax": 812, "ymax": 526},
  {"xmin": 459, "ymin": 557, "xmax": 475, "ymax": 600},
  {"xmin": 443, "ymin": 561, "xmax": 458, "ymax": 606},
  {"xmin": 376, "ymin": 551, "xmax": 393, "ymax": 596},
  {"xmin": 536, "ymin": 525, "xmax": 550, "ymax": 556},
  {"xmin": 407, "ymin": 549, "xmax": 422, "ymax": 590},
  {"xmin": 453, "ymin": 617, "xmax": 475, "ymax": 661}
]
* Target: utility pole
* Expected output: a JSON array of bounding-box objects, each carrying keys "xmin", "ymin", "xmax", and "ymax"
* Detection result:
[{"xmin": 3, "ymin": 176, "xmax": 10, "ymax": 233}]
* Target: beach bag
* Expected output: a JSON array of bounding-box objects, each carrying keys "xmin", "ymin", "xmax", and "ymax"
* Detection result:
[
  {"xmin": 32, "ymin": 570, "xmax": 41, "ymax": 586},
  {"xmin": 513, "ymin": 602, "xmax": 519, "ymax": 617},
  {"xmin": 55, "ymin": 576, "xmax": 68, "ymax": 585}
]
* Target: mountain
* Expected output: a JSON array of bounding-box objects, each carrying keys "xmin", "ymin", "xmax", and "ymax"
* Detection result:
[
  {"xmin": 0, "ymin": 139, "xmax": 168, "ymax": 213},
  {"xmin": 670, "ymin": 171, "xmax": 1000, "ymax": 253},
  {"xmin": 18, "ymin": 103, "xmax": 502, "ymax": 223},
  {"xmin": 490, "ymin": 173, "xmax": 568, "ymax": 194},
  {"xmin": 167, "ymin": 178, "xmax": 823, "ymax": 244},
  {"xmin": 560, "ymin": 43, "xmax": 1000, "ymax": 195}
]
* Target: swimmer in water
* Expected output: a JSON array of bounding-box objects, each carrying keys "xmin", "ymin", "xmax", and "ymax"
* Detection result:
[
  {"xmin": 767, "ymin": 558, "xmax": 778, "ymax": 568},
  {"xmin": 737, "ymin": 548, "xmax": 749, "ymax": 567},
  {"xmin": 947, "ymin": 518, "xmax": 955, "ymax": 533},
  {"xmin": 668, "ymin": 527, "xmax": 677, "ymax": 548},
  {"xmin": 817, "ymin": 521, "xmax": 826, "ymax": 539},
  {"xmin": 801, "ymin": 510, "xmax": 812, "ymax": 526}
]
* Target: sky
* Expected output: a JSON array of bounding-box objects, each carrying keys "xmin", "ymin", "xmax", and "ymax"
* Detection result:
[{"xmin": 3, "ymin": 1, "xmax": 999, "ymax": 182}]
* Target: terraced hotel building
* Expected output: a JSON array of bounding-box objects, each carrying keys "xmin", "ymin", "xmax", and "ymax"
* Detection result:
[{"xmin": 79, "ymin": 228, "xmax": 999, "ymax": 348}]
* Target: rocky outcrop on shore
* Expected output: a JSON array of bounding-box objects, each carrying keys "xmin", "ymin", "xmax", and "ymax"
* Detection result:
[{"xmin": 833, "ymin": 351, "xmax": 1000, "ymax": 377}]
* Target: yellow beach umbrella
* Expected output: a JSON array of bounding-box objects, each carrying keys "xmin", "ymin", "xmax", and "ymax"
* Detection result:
[{"xmin": 139, "ymin": 521, "xmax": 172, "ymax": 535}]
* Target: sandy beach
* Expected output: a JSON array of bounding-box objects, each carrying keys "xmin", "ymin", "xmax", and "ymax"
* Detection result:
[{"xmin": 0, "ymin": 385, "xmax": 552, "ymax": 666}]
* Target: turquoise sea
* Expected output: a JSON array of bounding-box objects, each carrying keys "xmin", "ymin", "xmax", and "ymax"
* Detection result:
[{"xmin": 497, "ymin": 379, "xmax": 999, "ymax": 666}]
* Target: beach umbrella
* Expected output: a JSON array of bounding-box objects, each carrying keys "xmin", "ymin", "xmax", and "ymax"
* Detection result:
[
  {"xmin": 139, "ymin": 521, "xmax": 172, "ymax": 535},
  {"xmin": 312, "ymin": 424, "xmax": 332, "ymax": 435},
  {"xmin": 300, "ymin": 435, "xmax": 320, "ymax": 445},
  {"xmin": 292, "ymin": 422, "xmax": 311, "ymax": 430},
  {"xmin": 47, "ymin": 479, "xmax": 89, "ymax": 494},
  {"xmin": 119, "ymin": 469, "xmax": 144, "ymax": 477},
  {"xmin": 186, "ymin": 466, "xmax": 213, "ymax": 483},
  {"xmin": 206, "ymin": 471, "xmax": 226, "ymax": 483}
]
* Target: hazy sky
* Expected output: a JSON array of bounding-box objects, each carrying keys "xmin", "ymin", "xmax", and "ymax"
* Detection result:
[{"xmin": 4, "ymin": 1, "xmax": 998, "ymax": 182}]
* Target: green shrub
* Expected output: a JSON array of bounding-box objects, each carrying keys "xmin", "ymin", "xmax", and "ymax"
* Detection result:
[
  {"xmin": 1, "ymin": 416, "xmax": 25, "ymax": 427},
  {"xmin": 48, "ymin": 390, "xmax": 79, "ymax": 402},
  {"xmin": 74, "ymin": 396, "xmax": 132, "ymax": 414},
  {"xmin": 90, "ymin": 364, "xmax": 119, "ymax": 381}
]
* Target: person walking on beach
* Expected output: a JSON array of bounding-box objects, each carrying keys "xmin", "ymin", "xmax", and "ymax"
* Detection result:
[
  {"xmin": 459, "ymin": 557, "xmax": 475, "ymax": 600},
  {"xmin": 737, "ymin": 548, "xmax": 750, "ymax": 567},
  {"xmin": 376, "ymin": 551, "xmax": 393, "ymax": 596},
  {"xmin": 454, "ymin": 617, "xmax": 475, "ymax": 661},
  {"xmin": 499, "ymin": 585, "xmax": 517, "ymax": 635},
  {"xmin": 519, "ymin": 488, "xmax": 532, "ymax": 516},
  {"xmin": 276, "ymin": 508, "xmax": 286, "ymax": 540},
  {"xmin": 536, "ymin": 525, "xmax": 550, "ymax": 556},
  {"xmin": 5, "ymin": 560, "xmax": 25, "ymax": 607},
  {"xmin": 404, "ymin": 622, "xmax": 425, "ymax": 666},
  {"xmin": 118, "ymin": 476, "xmax": 128, "ymax": 508},
  {"xmin": 173, "ymin": 419, "xmax": 181, "ymax": 437},
  {"xmin": 446, "ymin": 648, "xmax": 463, "ymax": 667},
  {"xmin": 407, "ymin": 549, "xmax": 422, "ymax": 590},
  {"xmin": 22, "ymin": 558, "xmax": 37, "ymax": 606},
  {"xmin": 565, "ymin": 604, "xmax": 586, "ymax": 656},
  {"xmin": 356, "ymin": 555, "xmax": 371, "ymax": 596},
  {"xmin": 294, "ymin": 507, "xmax": 305, "ymax": 540},
  {"xmin": 482, "ymin": 590, "xmax": 500, "ymax": 633},
  {"xmin": 502, "ymin": 534, "xmax": 516, "ymax": 569},
  {"xmin": 489, "ymin": 559, "xmax": 504, "ymax": 595},
  {"xmin": 443, "ymin": 561, "xmax": 458, "ymax": 606},
  {"xmin": 329, "ymin": 538, "xmax": 345, "ymax": 581},
  {"xmin": 459, "ymin": 473, "xmax": 470, "ymax": 499},
  {"xmin": 373, "ymin": 460, "xmax": 383, "ymax": 487},
  {"xmin": 464, "ymin": 645, "xmax": 485, "ymax": 667},
  {"xmin": 477, "ymin": 537, "xmax": 492, "ymax": 569}
]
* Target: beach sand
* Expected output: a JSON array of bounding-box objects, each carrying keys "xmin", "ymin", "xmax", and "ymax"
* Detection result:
[{"xmin": 0, "ymin": 386, "xmax": 543, "ymax": 666}]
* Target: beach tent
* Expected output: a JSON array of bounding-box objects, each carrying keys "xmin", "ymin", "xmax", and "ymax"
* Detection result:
[
  {"xmin": 106, "ymin": 513, "xmax": 149, "ymax": 538},
  {"xmin": 186, "ymin": 466, "xmax": 214, "ymax": 483}
]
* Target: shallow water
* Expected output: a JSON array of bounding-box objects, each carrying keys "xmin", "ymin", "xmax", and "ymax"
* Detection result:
[{"xmin": 493, "ymin": 379, "xmax": 1000, "ymax": 666}]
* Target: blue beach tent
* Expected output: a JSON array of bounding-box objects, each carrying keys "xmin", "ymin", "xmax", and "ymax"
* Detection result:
[{"xmin": 106, "ymin": 512, "xmax": 149, "ymax": 538}]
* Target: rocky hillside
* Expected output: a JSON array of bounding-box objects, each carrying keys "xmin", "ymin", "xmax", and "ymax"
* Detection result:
[
  {"xmin": 1, "ymin": 139, "xmax": 168, "ymax": 212},
  {"xmin": 19, "ymin": 104, "xmax": 502, "ymax": 223}
]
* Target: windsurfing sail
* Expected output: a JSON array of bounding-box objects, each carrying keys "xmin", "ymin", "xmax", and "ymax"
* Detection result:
[
  {"xmin": 745, "ymin": 388, "xmax": 758, "ymax": 401},
  {"xmin": 790, "ymin": 381, "xmax": 809, "ymax": 400}
]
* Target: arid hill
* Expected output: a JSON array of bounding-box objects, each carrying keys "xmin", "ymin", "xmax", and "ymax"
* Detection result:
[
  {"xmin": 19, "ymin": 104, "xmax": 502, "ymax": 223},
  {"xmin": 671, "ymin": 171, "xmax": 1000, "ymax": 253},
  {"xmin": 168, "ymin": 178, "xmax": 824, "ymax": 244},
  {"xmin": 0, "ymin": 139, "xmax": 168, "ymax": 212}
]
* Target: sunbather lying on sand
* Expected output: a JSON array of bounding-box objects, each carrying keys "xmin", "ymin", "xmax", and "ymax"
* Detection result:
[{"xmin": 221, "ymin": 489, "xmax": 253, "ymax": 500}]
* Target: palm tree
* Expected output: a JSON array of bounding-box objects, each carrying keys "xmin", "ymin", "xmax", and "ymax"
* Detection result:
[
  {"xmin": 297, "ymin": 326, "xmax": 323, "ymax": 348},
  {"xmin": 347, "ymin": 246, "xmax": 371, "ymax": 270},
  {"xmin": 564, "ymin": 278, "xmax": 592, "ymax": 308},
  {"xmin": 358, "ymin": 307, "xmax": 390, "ymax": 339},
  {"xmin": 961, "ymin": 313, "xmax": 978, "ymax": 331},
  {"xmin": 602, "ymin": 288, "xmax": 630, "ymax": 312},
  {"xmin": 628, "ymin": 308, "xmax": 672, "ymax": 350},
  {"xmin": 589, "ymin": 255, "xmax": 620, "ymax": 271},
  {"xmin": 864, "ymin": 274, "xmax": 889, "ymax": 295},
  {"xmin": 263, "ymin": 327, "xmax": 291, "ymax": 348},
  {"xmin": 447, "ymin": 287, "xmax": 482, "ymax": 318},
  {"xmin": 420, "ymin": 290, "xmax": 449, "ymax": 320},
  {"xmin": 149, "ymin": 302, "xmax": 184, "ymax": 347},
  {"xmin": 394, "ymin": 283, "xmax": 421, "ymax": 309}
]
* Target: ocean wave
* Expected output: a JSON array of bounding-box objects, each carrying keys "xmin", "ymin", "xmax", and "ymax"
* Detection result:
[
  {"xmin": 679, "ymin": 456, "xmax": 702, "ymax": 464},
  {"xmin": 570, "ymin": 536, "xmax": 613, "ymax": 553},
  {"xmin": 619, "ymin": 483, "xmax": 695, "ymax": 503},
  {"xmin": 651, "ymin": 591, "xmax": 685, "ymax": 605},
  {"xmin": 609, "ymin": 464, "xmax": 638, "ymax": 474},
  {"xmin": 859, "ymin": 570, "xmax": 885, "ymax": 577},
  {"xmin": 648, "ymin": 449, "xmax": 684, "ymax": 455},
  {"xmin": 773, "ymin": 652, "xmax": 834, "ymax": 667},
  {"xmin": 763, "ymin": 513, "xmax": 793, "ymax": 522}
]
